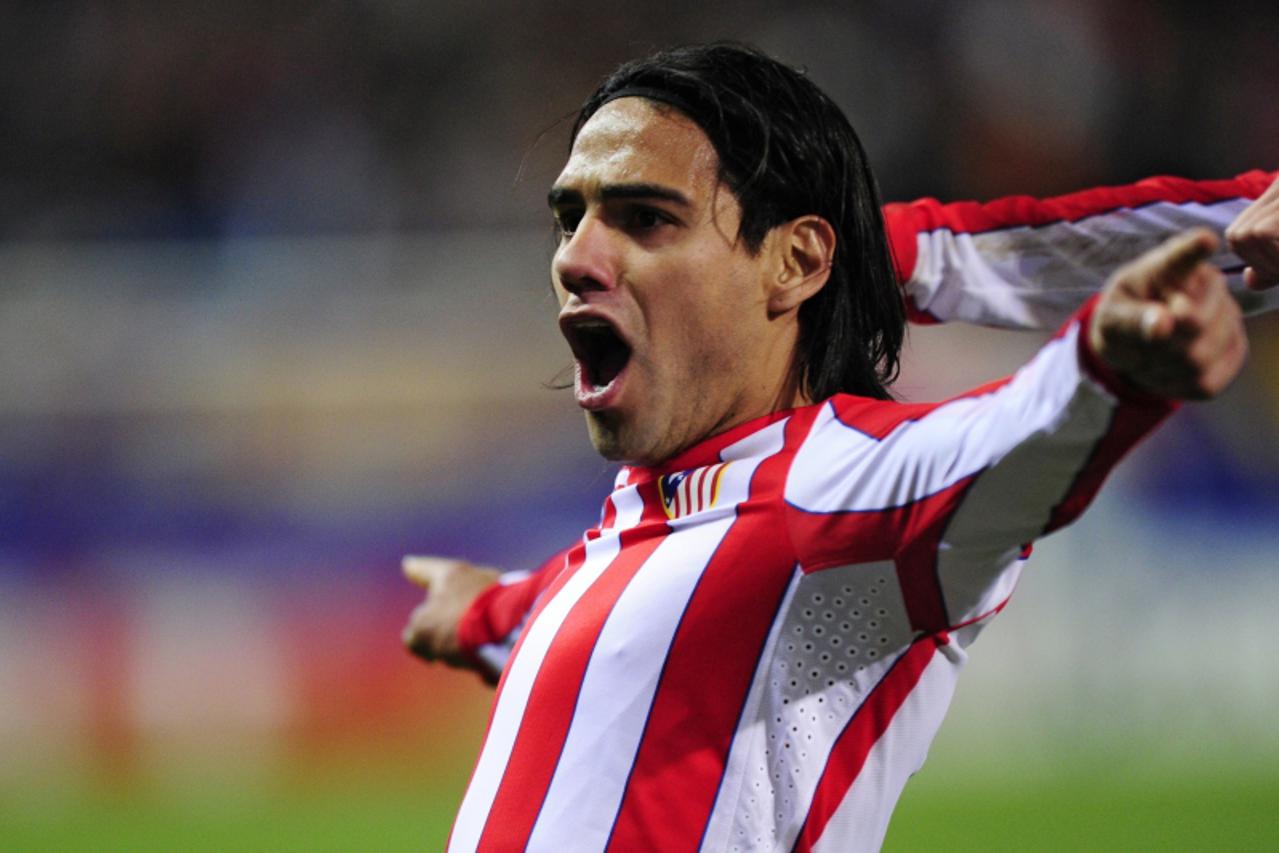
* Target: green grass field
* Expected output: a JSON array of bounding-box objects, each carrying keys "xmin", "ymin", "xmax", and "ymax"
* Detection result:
[
  {"xmin": 7, "ymin": 749, "xmax": 1278, "ymax": 851},
  {"xmin": 884, "ymin": 758, "xmax": 1279, "ymax": 852}
]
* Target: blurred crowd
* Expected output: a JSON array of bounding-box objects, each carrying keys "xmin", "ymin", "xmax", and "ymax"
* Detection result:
[
  {"xmin": 4, "ymin": 0, "xmax": 1277, "ymax": 242},
  {"xmin": 2, "ymin": 3, "xmax": 1277, "ymax": 829}
]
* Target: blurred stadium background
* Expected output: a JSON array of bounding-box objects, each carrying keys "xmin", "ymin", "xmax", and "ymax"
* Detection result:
[{"xmin": 3, "ymin": 1, "xmax": 1277, "ymax": 850}]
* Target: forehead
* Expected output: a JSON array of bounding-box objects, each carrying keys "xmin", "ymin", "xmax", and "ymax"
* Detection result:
[{"xmin": 556, "ymin": 98, "xmax": 721, "ymax": 197}]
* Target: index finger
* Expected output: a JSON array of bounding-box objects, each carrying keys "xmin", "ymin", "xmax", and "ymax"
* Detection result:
[
  {"xmin": 1141, "ymin": 228, "xmax": 1220, "ymax": 298},
  {"xmin": 402, "ymin": 555, "xmax": 458, "ymax": 589}
]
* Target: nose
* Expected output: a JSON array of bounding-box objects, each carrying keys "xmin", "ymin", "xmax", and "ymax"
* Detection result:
[{"xmin": 553, "ymin": 215, "xmax": 616, "ymax": 297}]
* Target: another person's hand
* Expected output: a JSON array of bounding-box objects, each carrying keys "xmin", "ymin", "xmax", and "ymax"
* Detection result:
[
  {"xmin": 1090, "ymin": 228, "xmax": 1248, "ymax": 400},
  {"xmin": 402, "ymin": 556, "xmax": 499, "ymax": 671},
  {"xmin": 1226, "ymin": 174, "xmax": 1279, "ymax": 291}
]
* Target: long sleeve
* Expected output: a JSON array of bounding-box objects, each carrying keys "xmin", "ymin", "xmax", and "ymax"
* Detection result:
[
  {"xmin": 456, "ymin": 546, "xmax": 572, "ymax": 681},
  {"xmin": 784, "ymin": 297, "xmax": 1174, "ymax": 638},
  {"xmin": 884, "ymin": 170, "xmax": 1278, "ymax": 328}
]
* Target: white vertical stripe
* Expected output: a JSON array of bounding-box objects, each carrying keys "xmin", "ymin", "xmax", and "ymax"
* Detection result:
[
  {"xmin": 699, "ymin": 563, "xmax": 915, "ymax": 852},
  {"xmin": 525, "ymin": 463, "xmax": 760, "ymax": 851},
  {"xmin": 448, "ymin": 485, "xmax": 645, "ymax": 853},
  {"xmin": 810, "ymin": 649, "xmax": 962, "ymax": 853},
  {"xmin": 722, "ymin": 421, "xmax": 787, "ymax": 463},
  {"xmin": 467, "ymin": 567, "xmax": 542, "ymax": 676},
  {"xmin": 698, "ymin": 566, "xmax": 803, "ymax": 853}
]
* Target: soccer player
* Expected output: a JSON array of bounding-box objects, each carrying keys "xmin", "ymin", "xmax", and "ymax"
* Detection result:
[{"xmin": 402, "ymin": 44, "xmax": 1277, "ymax": 852}]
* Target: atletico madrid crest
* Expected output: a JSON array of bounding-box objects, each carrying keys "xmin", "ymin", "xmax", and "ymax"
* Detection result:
[{"xmin": 658, "ymin": 463, "xmax": 729, "ymax": 520}]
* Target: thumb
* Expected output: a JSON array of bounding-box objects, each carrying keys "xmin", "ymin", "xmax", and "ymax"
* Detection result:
[{"xmin": 402, "ymin": 555, "xmax": 459, "ymax": 589}]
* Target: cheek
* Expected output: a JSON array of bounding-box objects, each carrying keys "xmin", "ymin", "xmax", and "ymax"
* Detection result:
[
  {"xmin": 638, "ymin": 254, "xmax": 759, "ymax": 364},
  {"xmin": 678, "ymin": 275, "xmax": 759, "ymax": 352},
  {"xmin": 657, "ymin": 303, "xmax": 747, "ymax": 385}
]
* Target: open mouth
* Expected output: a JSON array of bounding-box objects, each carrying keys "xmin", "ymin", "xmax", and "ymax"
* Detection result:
[{"xmin": 563, "ymin": 317, "xmax": 633, "ymax": 395}]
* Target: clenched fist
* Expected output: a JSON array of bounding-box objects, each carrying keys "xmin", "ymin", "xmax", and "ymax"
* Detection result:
[
  {"xmin": 1226, "ymin": 174, "xmax": 1279, "ymax": 291},
  {"xmin": 1090, "ymin": 229, "xmax": 1248, "ymax": 400}
]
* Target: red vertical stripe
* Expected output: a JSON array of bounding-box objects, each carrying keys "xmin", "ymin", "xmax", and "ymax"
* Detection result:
[
  {"xmin": 600, "ymin": 488, "xmax": 620, "ymax": 530},
  {"xmin": 892, "ymin": 477, "xmax": 978, "ymax": 633},
  {"xmin": 450, "ymin": 491, "xmax": 614, "ymax": 848},
  {"xmin": 694, "ymin": 466, "xmax": 710, "ymax": 513},
  {"xmin": 457, "ymin": 547, "xmax": 573, "ymax": 655},
  {"xmin": 473, "ymin": 481, "xmax": 669, "ymax": 852},
  {"xmin": 446, "ymin": 538, "xmax": 593, "ymax": 851},
  {"xmin": 792, "ymin": 636, "xmax": 939, "ymax": 853},
  {"xmin": 604, "ymin": 408, "xmax": 820, "ymax": 851}
]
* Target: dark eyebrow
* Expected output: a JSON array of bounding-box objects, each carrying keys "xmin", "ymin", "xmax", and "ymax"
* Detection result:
[
  {"xmin": 547, "ymin": 186, "xmax": 582, "ymax": 210},
  {"xmin": 547, "ymin": 183, "xmax": 692, "ymax": 209}
]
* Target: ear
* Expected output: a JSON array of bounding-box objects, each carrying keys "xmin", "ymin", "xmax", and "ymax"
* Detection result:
[{"xmin": 767, "ymin": 215, "xmax": 836, "ymax": 315}]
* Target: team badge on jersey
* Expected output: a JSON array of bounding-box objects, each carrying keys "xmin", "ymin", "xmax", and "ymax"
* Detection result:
[{"xmin": 658, "ymin": 463, "xmax": 729, "ymax": 520}]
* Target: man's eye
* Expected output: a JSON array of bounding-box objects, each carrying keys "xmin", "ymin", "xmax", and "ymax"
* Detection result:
[
  {"xmin": 555, "ymin": 213, "xmax": 582, "ymax": 236},
  {"xmin": 629, "ymin": 208, "xmax": 668, "ymax": 230}
]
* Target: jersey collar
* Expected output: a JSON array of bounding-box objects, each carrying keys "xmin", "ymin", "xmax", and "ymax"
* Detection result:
[{"xmin": 620, "ymin": 405, "xmax": 800, "ymax": 484}]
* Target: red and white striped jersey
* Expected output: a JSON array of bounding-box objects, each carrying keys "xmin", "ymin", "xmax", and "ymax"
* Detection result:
[
  {"xmin": 449, "ymin": 300, "xmax": 1174, "ymax": 852},
  {"xmin": 458, "ymin": 170, "xmax": 1276, "ymax": 681}
]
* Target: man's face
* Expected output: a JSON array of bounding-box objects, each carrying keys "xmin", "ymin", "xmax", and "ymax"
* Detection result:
[{"xmin": 549, "ymin": 97, "xmax": 793, "ymax": 466}]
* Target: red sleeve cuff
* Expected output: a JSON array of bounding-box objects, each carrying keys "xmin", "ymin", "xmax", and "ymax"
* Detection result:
[
  {"xmin": 455, "ymin": 581, "xmax": 507, "ymax": 657},
  {"xmin": 455, "ymin": 547, "xmax": 573, "ymax": 657}
]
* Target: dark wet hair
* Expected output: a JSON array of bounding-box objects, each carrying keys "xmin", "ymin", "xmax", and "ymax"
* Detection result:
[{"xmin": 572, "ymin": 42, "xmax": 904, "ymax": 401}]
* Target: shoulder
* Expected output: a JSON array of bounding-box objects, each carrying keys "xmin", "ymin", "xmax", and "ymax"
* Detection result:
[{"xmin": 811, "ymin": 392, "xmax": 960, "ymax": 442}]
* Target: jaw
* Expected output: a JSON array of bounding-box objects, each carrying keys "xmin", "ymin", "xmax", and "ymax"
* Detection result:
[
  {"xmin": 583, "ymin": 410, "xmax": 630, "ymax": 462},
  {"xmin": 580, "ymin": 382, "xmax": 704, "ymax": 467},
  {"xmin": 582, "ymin": 405, "xmax": 669, "ymax": 467}
]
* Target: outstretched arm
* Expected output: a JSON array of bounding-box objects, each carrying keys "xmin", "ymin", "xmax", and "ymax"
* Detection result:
[
  {"xmin": 884, "ymin": 170, "xmax": 1278, "ymax": 329},
  {"xmin": 402, "ymin": 547, "xmax": 570, "ymax": 685},
  {"xmin": 787, "ymin": 229, "xmax": 1246, "ymax": 643}
]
